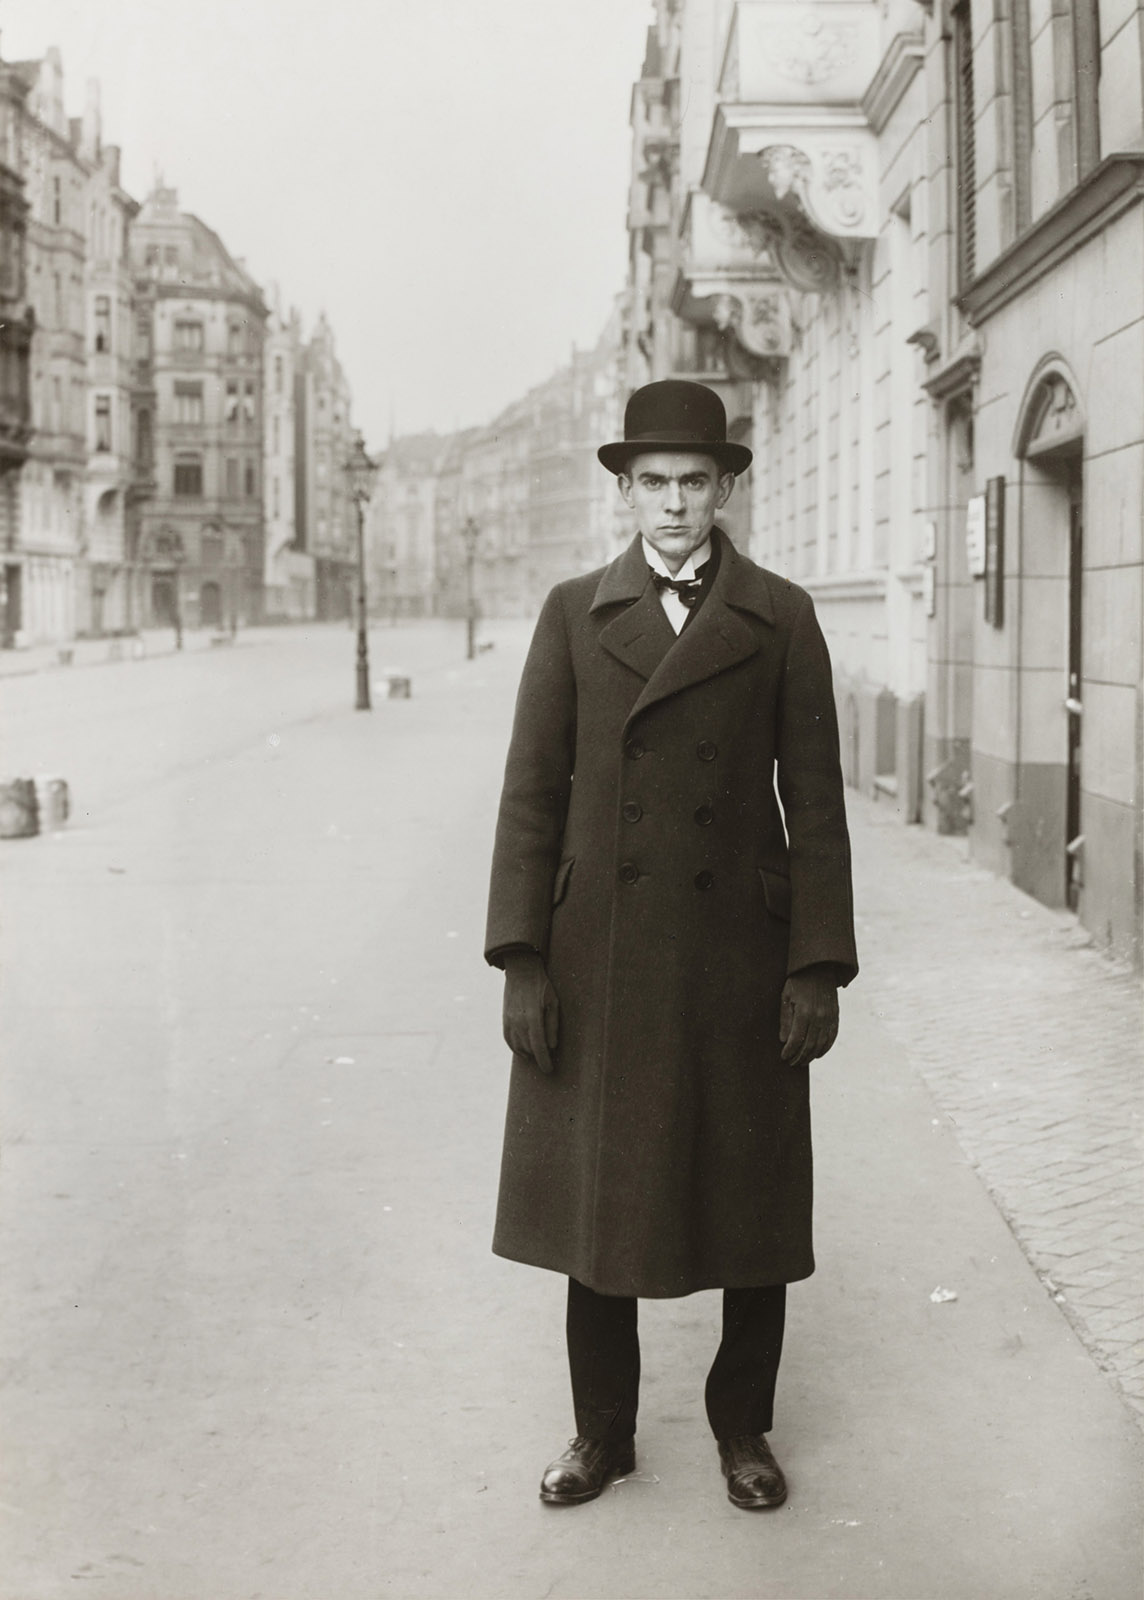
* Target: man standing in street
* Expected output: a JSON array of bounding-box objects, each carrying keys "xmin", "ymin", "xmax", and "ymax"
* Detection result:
[{"xmin": 485, "ymin": 379, "xmax": 857, "ymax": 1510}]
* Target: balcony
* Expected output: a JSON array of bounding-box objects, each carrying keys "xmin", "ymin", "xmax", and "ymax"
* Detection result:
[
  {"xmin": 703, "ymin": 1, "xmax": 881, "ymax": 285},
  {"xmin": 671, "ymin": 189, "xmax": 792, "ymax": 379}
]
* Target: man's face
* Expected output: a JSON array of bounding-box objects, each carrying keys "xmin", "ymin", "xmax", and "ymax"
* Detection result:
[{"xmin": 617, "ymin": 451, "xmax": 734, "ymax": 574}]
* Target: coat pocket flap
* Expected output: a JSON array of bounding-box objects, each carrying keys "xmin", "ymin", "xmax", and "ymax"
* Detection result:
[
  {"xmin": 759, "ymin": 867, "xmax": 792, "ymax": 922},
  {"xmin": 552, "ymin": 856, "xmax": 575, "ymax": 907}
]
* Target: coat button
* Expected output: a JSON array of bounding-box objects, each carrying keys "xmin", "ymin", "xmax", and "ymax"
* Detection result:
[
  {"xmin": 619, "ymin": 861, "xmax": 640, "ymax": 885},
  {"xmin": 694, "ymin": 869, "xmax": 714, "ymax": 890},
  {"xmin": 625, "ymin": 739, "xmax": 645, "ymax": 760},
  {"xmin": 622, "ymin": 801, "xmax": 642, "ymax": 823},
  {"xmin": 697, "ymin": 739, "xmax": 717, "ymax": 761},
  {"xmin": 694, "ymin": 804, "xmax": 714, "ymax": 826}
]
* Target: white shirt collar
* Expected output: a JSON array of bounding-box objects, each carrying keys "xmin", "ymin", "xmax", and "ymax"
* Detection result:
[{"xmin": 641, "ymin": 536, "xmax": 713, "ymax": 582}]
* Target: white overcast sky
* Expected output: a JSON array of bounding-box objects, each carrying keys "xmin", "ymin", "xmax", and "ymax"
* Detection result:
[{"xmin": 1, "ymin": 0, "xmax": 651, "ymax": 444}]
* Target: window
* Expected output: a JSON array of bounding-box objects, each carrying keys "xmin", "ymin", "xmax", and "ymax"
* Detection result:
[
  {"xmin": 163, "ymin": 245, "xmax": 178, "ymax": 267},
  {"xmin": 136, "ymin": 313, "xmax": 152, "ymax": 361},
  {"xmin": 275, "ymin": 355, "xmax": 283, "ymax": 394},
  {"xmin": 94, "ymin": 394, "xmax": 112, "ymax": 452},
  {"xmin": 144, "ymin": 244, "xmax": 159, "ymax": 268},
  {"xmin": 228, "ymin": 323, "xmax": 243, "ymax": 357},
  {"xmin": 226, "ymin": 457, "xmax": 239, "ymax": 498},
  {"xmin": 136, "ymin": 408, "xmax": 152, "ymax": 468},
  {"xmin": 174, "ymin": 320, "xmax": 204, "ymax": 352},
  {"xmin": 173, "ymin": 455, "xmax": 203, "ymax": 496},
  {"xmin": 225, "ymin": 380, "xmax": 239, "ymax": 425},
  {"xmin": 1011, "ymin": 0, "xmax": 1033, "ymax": 231},
  {"xmin": 94, "ymin": 295, "xmax": 111, "ymax": 353},
  {"xmin": 243, "ymin": 380, "xmax": 256, "ymax": 426},
  {"xmin": 173, "ymin": 380, "xmax": 204, "ymax": 425},
  {"xmin": 1073, "ymin": 0, "xmax": 1101, "ymax": 180},
  {"xmin": 272, "ymin": 476, "xmax": 280, "ymax": 518},
  {"xmin": 952, "ymin": 0, "xmax": 977, "ymax": 286},
  {"xmin": 52, "ymin": 176, "xmax": 61, "ymax": 226},
  {"xmin": 244, "ymin": 460, "xmax": 256, "ymax": 498},
  {"xmin": 53, "ymin": 272, "xmax": 64, "ymax": 326}
]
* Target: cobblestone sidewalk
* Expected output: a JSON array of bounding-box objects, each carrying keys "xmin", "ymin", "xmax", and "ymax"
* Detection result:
[{"xmin": 848, "ymin": 793, "xmax": 1144, "ymax": 1423}]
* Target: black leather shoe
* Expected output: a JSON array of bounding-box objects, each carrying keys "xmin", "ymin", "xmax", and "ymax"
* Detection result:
[
  {"xmin": 718, "ymin": 1434, "xmax": 788, "ymax": 1509},
  {"xmin": 539, "ymin": 1435, "xmax": 636, "ymax": 1505}
]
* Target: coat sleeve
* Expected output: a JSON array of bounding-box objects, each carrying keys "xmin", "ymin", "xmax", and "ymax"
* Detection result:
[
  {"xmin": 775, "ymin": 590, "xmax": 859, "ymax": 986},
  {"xmin": 484, "ymin": 585, "xmax": 577, "ymax": 967}
]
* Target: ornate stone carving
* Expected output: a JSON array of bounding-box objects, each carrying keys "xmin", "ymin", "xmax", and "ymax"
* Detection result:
[
  {"xmin": 761, "ymin": 145, "xmax": 813, "ymax": 205},
  {"xmin": 1027, "ymin": 375, "xmax": 1080, "ymax": 452},
  {"xmin": 819, "ymin": 148, "xmax": 867, "ymax": 228},
  {"xmin": 907, "ymin": 324, "xmax": 941, "ymax": 364},
  {"xmin": 739, "ymin": 209, "xmax": 843, "ymax": 294},
  {"xmin": 710, "ymin": 289, "xmax": 792, "ymax": 359},
  {"xmin": 759, "ymin": 141, "xmax": 870, "ymax": 235},
  {"xmin": 770, "ymin": 12, "xmax": 863, "ymax": 87}
]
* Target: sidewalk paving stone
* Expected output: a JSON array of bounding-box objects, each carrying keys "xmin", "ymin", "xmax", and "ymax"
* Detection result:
[{"xmin": 849, "ymin": 792, "xmax": 1144, "ymax": 1424}]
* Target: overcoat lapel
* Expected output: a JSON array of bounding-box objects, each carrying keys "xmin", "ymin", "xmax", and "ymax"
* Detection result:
[
  {"xmin": 626, "ymin": 529, "xmax": 777, "ymax": 724},
  {"xmin": 592, "ymin": 537, "xmax": 677, "ymax": 681}
]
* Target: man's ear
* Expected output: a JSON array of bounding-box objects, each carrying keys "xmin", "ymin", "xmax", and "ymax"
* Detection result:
[
  {"xmin": 617, "ymin": 473, "xmax": 635, "ymax": 508},
  {"xmin": 716, "ymin": 471, "xmax": 735, "ymax": 507}
]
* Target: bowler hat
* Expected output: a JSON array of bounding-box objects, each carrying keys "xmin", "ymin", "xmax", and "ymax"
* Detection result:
[{"xmin": 597, "ymin": 379, "xmax": 753, "ymax": 477}]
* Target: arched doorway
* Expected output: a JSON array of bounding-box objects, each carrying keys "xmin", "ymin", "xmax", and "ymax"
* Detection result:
[
  {"xmin": 1012, "ymin": 358, "xmax": 1085, "ymax": 910},
  {"xmin": 200, "ymin": 581, "xmax": 222, "ymax": 628}
]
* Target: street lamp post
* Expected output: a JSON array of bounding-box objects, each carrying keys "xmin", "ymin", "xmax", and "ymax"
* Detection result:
[
  {"xmin": 461, "ymin": 516, "xmax": 479, "ymax": 661},
  {"xmin": 346, "ymin": 432, "xmax": 378, "ymax": 711}
]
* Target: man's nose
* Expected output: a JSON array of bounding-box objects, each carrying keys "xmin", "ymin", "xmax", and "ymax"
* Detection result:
[{"xmin": 663, "ymin": 478, "xmax": 685, "ymax": 512}]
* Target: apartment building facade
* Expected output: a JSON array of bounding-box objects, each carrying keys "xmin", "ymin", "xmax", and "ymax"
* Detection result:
[
  {"xmin": 131, "ymin": 185, "xmax": 268, "ymax": 631},
  {"xmin": 621, "ymin": 0, "xmax": 1143, "ymax": 965}
]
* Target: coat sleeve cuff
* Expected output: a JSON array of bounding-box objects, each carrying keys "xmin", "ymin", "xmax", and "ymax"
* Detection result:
[{"xmin": 485, "ymin": 942, "xmax": 540, "ymax": 970}]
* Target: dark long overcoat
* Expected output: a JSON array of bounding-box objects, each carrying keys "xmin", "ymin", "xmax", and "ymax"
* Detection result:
[{"xmin": 485, "ymin": 528, "xmax": 857, "ymax": 1298}]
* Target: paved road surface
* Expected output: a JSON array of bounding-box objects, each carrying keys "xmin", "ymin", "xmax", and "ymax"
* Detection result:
[{"xmin": 1, "ymin": 622, "xmax": 1140, "ymax": 1599}]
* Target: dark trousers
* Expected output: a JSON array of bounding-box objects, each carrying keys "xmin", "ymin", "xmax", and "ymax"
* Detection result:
[{"xmin": 565, "ymin": 1276, "xmax": 786, "ymax": 1443}]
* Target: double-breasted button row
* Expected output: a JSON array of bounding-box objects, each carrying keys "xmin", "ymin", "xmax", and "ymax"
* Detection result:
[
  {"xmin": 622, "ymin": 802, "xmax": 712, "ymax": 825},
  {"xmin": 697, "ymin": 739, "xmax": 717, "ymax": 762},
  {"xmin": 620, "ymin": 863, "xmax": 715, "ymax": 889},
  {"xmin": 625, "ymin": 738, "xmax": 645, "ymax": 760}
]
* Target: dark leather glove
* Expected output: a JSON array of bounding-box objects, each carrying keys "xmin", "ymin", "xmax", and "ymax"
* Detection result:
[
  {"xmin": 502, "ymin": 950, "xmax": 560, "ymax": 1074},
  {"xmin": 779, "ymin": 965, "xmax": 840, "ymax": 1066}
]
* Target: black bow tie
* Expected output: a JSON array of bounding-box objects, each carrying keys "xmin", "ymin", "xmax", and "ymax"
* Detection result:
[{"xmin": 650, "ymin": 561, "xmax": 709, "ymax": 608}]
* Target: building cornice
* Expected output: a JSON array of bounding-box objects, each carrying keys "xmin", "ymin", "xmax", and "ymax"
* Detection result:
[
  {"xmin": 959, "ymin": 154, "xmax": 1144, "ymax": 326},
  {"xmin": 800, "ymin": 571, "xmax": 887, "ymax": 603},
  {"xmin": 149, "ymin": 279, "xmax": 268, "ymax": 317},
  {"xmin": 922, "ymin": 344, "xmax": 982, "ymax": 402},
  {"xmin": 862, "ymin": 32, "xmax": 925, "ymax": 135}
]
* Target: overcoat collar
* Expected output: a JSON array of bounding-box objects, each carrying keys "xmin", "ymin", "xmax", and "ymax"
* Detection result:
[{"xmin": 591, "ymin": 527, "xmax": 777, "ymax": 722}]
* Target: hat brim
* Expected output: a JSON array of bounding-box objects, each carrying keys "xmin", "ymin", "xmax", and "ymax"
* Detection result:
[{"xmin": 597, "ymin": 439, "xmax": 753, "ymax": 476}]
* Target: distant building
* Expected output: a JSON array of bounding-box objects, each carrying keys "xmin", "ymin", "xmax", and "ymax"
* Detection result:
[
  {"xmin": 262, "ymin": 288, "xmax": 312, "ymax": 620},
  {"xmin": 459, "ymin": 393, "xmax": 532, "ymax": 619},
  {"xmin": 131, "ymin": 184, "xmax": 268, "ymax": 631},
  {"xmin": 0, "ymin": 57, "xmax": 37, "ymax": 647},
  {"xmin": 526, "ymin": 312, "xmax": 625, "ymax": 609},
  {"xmin": 366, "ymin": 431, "xmax": 442, "ymax": 620},
  {"xmin": 294, "ymin": 314, "xmax": 355, "ymax": 621},
  {"xmin": 9, "ymin": 48, "xmax": 88, "ymax": 645},
  {"xmin": 73, "ymin": 83, "xmax": 141, "ymax": 637},
  {"xmin": 420, "ymin": 319, "xmax": 625, "ymax": 621}
]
